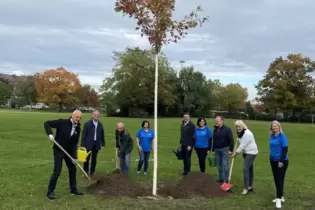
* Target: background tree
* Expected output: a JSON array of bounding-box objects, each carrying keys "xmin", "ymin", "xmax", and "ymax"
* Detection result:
[
  {"xmin": 207, "ymin": 79, "xmax": 223, "ymax": 109},
  {"xmin": 100, "ymin": 47, "xmax": 177, "ymax": 116},
  {"xmin": 87, "ymin": 88, "xmax": 100, "ymax": 108},
  {"xmin": 245, "ymin": 100, "xmax": 254, "ymax": 120},
  {"xmin": 0, "ymin": 79, "xmax": 12, "ymax": 105},
  {"xmin": 74, "ymin": 84, "xmax": 100, "ymax": 108},
  {"xmin": 218, "ymin": 83, "xmax": 248, "ymax": 112},
  {"xmin": 255, "ymin": 53, "xmax": 315, "ymax": 118},
  {"xmin": 15, "ymin": 76, "xmax": 37, "ymax": 109},
  {"xmin": 35, "ymin": 67, "xmax": 81, "ymax": 112},
  {"xmin": 177, "ymin": 66, "xmax": 213, "ymax": 116}
]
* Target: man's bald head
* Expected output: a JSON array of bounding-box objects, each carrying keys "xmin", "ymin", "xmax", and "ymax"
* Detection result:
[
  {"xmin": 117, "ymin": 122, "xmax": 124, "ymax": 133},
  {"xmin": 72, "ymin": 109, "xmax": 82, "ymax": 123}
]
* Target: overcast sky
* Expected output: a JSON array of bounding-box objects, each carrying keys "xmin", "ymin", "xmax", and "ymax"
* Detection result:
[{"xmin": 0, "ymin": 0, "xmax": 314, "ymax": 100}]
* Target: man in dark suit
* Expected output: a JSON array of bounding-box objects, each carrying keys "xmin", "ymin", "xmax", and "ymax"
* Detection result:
[
  {"xmin": 116, "ymin": 122, "xmax": 133, "ymax": 175},
  {"xmin": 81, "ymin": 110, "xmax": 105, "ymax": 177},
  {"xmin": 180, "ymin": 113, "xmax": 196, "ymax": 175},
  {"xmin": 44, "ymin": 110, "xmax": 84, "ymax": 201}
]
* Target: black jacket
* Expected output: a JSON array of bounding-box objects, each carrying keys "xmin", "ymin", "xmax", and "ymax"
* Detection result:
[
  {"xmin": 180, "ymin": 120, "xmax": 196, "ymax": 147},
  {"xmin": 44, "ymin": 118, "xmax": 81, "ymax": 159},
  {"xmin": 212, "ymin": 124, "xmax": 234, "ymax": 152},
  {"xmin": 81, "ymin": 120, "xmax": 105, "ymax": 150},
  {"xmin": 115, "ymin": 128, "xmax": 133, "ymax": 156}
]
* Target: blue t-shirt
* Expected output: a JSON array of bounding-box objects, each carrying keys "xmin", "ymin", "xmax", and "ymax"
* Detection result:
[
  {"xmin": 269, "ymin": 132, "xmax": 288, "ymax": 161},
  {"xmin": 136, "ymin": 128, "xmax": 155, "ymax": 152},
  {"xmin": 194, "ymin": 126, "xmax": 212, "ymax": 149}
]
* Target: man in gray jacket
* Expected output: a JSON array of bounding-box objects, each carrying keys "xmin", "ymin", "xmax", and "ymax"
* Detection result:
[{"xmin": 115, "ymin": 122, "xmax": 133, "ymax": 174}]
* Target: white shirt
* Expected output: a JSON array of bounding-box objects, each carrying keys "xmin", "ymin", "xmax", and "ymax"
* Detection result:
[
  {"xmin": 70, "ymin": 119, "xmax": 76, "ymax": 137},
  {"xmin": 93, "ymin": 120, "xmax": 98, "ymax": 141},
  {"xmin": 236, "ymin": 129, "xmax": 258, "ymax": 155}
]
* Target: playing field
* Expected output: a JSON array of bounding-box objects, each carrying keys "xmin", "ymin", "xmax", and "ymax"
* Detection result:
[{"xmin": 0, "ymin": 110, "xmax": 314, "ymax": 210}]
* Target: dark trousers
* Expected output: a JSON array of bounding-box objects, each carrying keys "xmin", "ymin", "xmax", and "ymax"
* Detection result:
[
  {"xmin": 83, "ymin": 143, "xmax": 99, "ymax": 175},
  {"xmin": 195, "ymin": 148, "xmax": 208, "ymax": 173},
  {"xmin": 181, "ymin": 145, "xmax": 192, "ymax": 174},
  {"xmin": 270, "ymin": 160, "xmax": 288, "ymax": 198},
  {"xmin": 47, "ymin": 149, "xmax": 77, "ymax": 193},
  {"xmin": 137, "ymin": 150, "xmax": 151, "ymax": 172}
]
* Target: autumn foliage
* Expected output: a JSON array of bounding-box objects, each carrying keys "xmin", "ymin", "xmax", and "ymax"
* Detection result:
[
  {"xmin": 35, "ymin": 67, "xmax": 81, "ymax": 111},
  {"xmin": 115, "ymin": 0, "xmax": 209, "ymax": 53}
]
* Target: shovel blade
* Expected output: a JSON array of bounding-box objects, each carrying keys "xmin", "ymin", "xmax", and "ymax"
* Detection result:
[{"xmin": 220, "ymin": 182, "xmax": 232, "ymax": 192}]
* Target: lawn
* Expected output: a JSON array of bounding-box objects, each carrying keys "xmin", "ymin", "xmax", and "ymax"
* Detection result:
[{"xmin": 0, "ymin": 110, "xmax": 314, "ymax": 210}]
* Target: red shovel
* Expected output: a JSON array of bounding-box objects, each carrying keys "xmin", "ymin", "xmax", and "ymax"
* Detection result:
[{"xmin": 220, "ymin": 139, "xmax": 238, "ymax": 192}]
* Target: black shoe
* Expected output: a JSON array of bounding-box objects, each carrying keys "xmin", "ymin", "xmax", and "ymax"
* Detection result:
[
  {"xmin": 248, "ymin": 188, "xmax": 254, "ymax": 192},
  {"xmin": 46, "ymin": 192, "xmax": 56, "ymax": 201},
  {"xmin": 182, "ymin": 172, "xmax": 188, "ymax": 176},
  {"xmin": 216, "ymin": 179, "xmax": 223, "ymax": 183},
  {"xmin": 71, "ymin": 190, "xmax": 84, "ymax": 196}
]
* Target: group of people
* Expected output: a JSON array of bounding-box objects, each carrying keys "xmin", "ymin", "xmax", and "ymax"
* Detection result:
[
  {"xmin": 43, "ymin": 110, "xmax": 154, "ymax": 201},
  {"xmin": 43, "ymin": 110, "xmax": 289, "ymax": 209},
  {"xmin": 179, "ymin": 113, "xmax": 289, "ymax": 209}
]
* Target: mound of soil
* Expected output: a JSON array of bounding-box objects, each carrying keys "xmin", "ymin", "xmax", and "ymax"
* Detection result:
[
  {"xmin": 158, "ymin": 172, "xmax": 227, "ymax": 199},
  {"xmin": 86, "ymin": 172, "xmax": 227, "ymax": 199},
  {"xmin": 86, "ymin": 173, "xmax": 150, "ymax": 198}
]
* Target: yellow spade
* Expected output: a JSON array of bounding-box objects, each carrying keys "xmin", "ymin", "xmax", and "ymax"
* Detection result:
[{"xmin": 77, "ymin": 147, "xmax": 91, "ymax": 162}]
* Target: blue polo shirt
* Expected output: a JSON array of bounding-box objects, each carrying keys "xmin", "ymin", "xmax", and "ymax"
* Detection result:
[
  {"xmin": 136, "ymin": 128, "xmax": 155, "ymax": 152},
  {"xmin": 269, "ymin": 132, "xmax": 288, "ymax": 161},
  {"xmin": 194, "ymin": 126, "xmax": 212, "ymax": 149}
]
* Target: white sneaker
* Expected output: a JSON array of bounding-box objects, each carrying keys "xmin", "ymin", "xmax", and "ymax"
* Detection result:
[
  {"xmin": 273, "ymin": 197, "xmax": 285, "ymax": 203},
  {"xmin": 275, "ymin": 198, "xmax": 281, "ymax": 208}
]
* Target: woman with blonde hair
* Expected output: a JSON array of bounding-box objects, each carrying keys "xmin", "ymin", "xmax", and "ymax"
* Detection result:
[
  {"xmin": 269, "ymin": 120, "xmax": 288, "ymax": 209},
  {"xmin": 232, "ymin": 120, "xmax": 258, "ymax": 195}
]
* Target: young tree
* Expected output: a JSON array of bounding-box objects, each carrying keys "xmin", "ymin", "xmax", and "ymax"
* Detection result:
[
  {"xmin": 34, "ymin": 67, "xmax": 81, "ymax": 112},
  {"xmin": 115, "ymin": 0, "xmax": 209, "ymax": 195}
]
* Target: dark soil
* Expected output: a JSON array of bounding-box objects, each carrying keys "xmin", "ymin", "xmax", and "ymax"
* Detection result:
[
  {"xmin": 158, "ymin": 172, "xmax": 227, "ymax": 199},
  {"xmin": 86, "ymin": 172, "xmax": 227, "ymax": 199},
  {"xmin": 86, "ymin": 173, "xmax": 150, "ymax": 198}
]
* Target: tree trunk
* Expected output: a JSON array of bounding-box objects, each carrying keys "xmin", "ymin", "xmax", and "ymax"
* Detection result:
[
  {"xmin": 28, "ymin": 95, "xmax": 32, "ymax": 111},
  {"xmin": 58, "ymin": 103, "xmax": 62, "ymax": 112}
]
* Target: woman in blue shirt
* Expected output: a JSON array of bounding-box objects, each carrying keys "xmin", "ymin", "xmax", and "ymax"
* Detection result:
[
  {"xmin": 269, "ymin": 120, "xmax": 288, "ymax": 209},
  {"xmin": 194, "ymin": 117, "xmax": 212, "ymax": 173},
  {"xmin": 136, "ymin": 120, "xmax": 155, "ymax": 176}
]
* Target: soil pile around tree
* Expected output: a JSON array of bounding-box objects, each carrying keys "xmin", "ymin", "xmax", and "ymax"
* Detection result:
[
  {"xmin": 158, "ymin": 172, "xmax": 227, "ymax": 199},
  {"xmin": 86, "ymin": 172, "xmax": 227, "ymax": 199},
  {"xmin": 86, "ymin": 173, "xmax": 150, "ymax": 198}
]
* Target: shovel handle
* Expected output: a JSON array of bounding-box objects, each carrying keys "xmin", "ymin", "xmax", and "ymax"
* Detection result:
[
  {"xmin": 52, "ymin": 140, "xmax": 91, "ymax": 180},
  {"xmin": 115, "ymin": 148, "xmax": 119, "ymax": 169},
  {"xmin": 227, "ymin": 138, "xmax": 238, "ymax": 182}
]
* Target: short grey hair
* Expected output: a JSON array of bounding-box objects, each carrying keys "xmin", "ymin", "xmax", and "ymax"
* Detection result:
[
  {"xmin": 93, "ymin": 110, "xmax": 99, "ymax": 115},
  {"xmin": 72, "ymin": 109, "xmax": 81, "ymax": 115},
  {"xmin": 234, "ymin": 120, "xmax": 248, "ymax": 130},
  {"xmin": 117, "ymin": 122, "xmax": 124, "ymax": 127}
]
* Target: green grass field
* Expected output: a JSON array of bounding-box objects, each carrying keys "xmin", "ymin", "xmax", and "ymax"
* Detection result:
[{"xmin": 1, "ymin": 110, "xmax": 314, "ymax": 210}]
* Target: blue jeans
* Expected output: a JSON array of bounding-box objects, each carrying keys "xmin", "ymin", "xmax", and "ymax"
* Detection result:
[
  {"xmin": 137, "ymin": 150, "xmax": 151, "ymax": 173},
  {"xmin": 215, "ymin": 147, "xmax": 230, "ymax": 182},
  {"xmin": 120, "ymin": 153, "xmax": 131, "ymax": 175}
]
